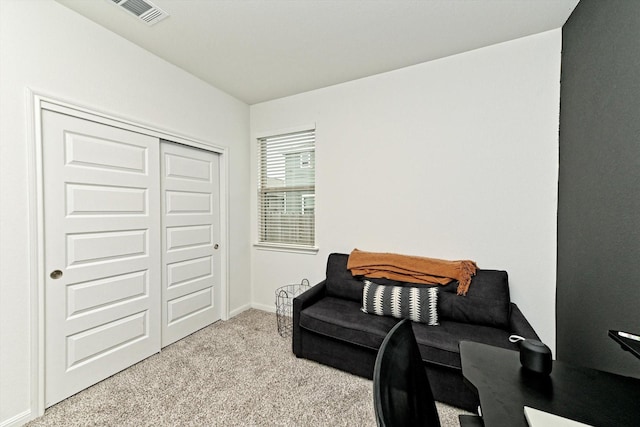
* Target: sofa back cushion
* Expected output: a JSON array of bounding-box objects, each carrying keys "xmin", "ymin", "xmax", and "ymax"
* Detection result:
[
  {"xmin": 436, "ymin": 270, "xmax": 511, "ymax": 329},
  {"xmin": 326, "ymin": 253, "xmax": 408, "ymax": 301},
  {"xmin": 325, "ymin": 253, "xmax": 511, "ymax": 329},
  {"xmin": 326, "ymin": 253, "xmax": 364, "ymax": 302}
]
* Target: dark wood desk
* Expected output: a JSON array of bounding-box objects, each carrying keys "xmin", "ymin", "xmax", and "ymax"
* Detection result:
[{"xmin": 460, "ymin": 341, "xmax": 640, "ymax": 427}]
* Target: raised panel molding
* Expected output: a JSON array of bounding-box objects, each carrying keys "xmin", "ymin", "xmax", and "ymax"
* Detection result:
[
  {"xmin": 166, "ymin": 256, "xmax": 212, "ymax": 288},
  {"xmin": 65, "ymin": 132, "xmax": 147, "ymax": 173},
  {"xmin": 66, "ymin": 311, "xmax": 148, "ymax": 369},
  {"xmin": 165, "ymin": 153, "xmax": 212, "ymax": 182},
  {"xmin": 66, "ymin": 230, "xmax": 148, "ymax": 266},
  {"xmin": 167, "ymin": 288, "xmax": 213, "ymax": 324},
  {"xmin": 66, "ymin": 184, "xmax": 147, "ymax": 216},
  {"xmin": 165, "ymin": 190, "xmax": 212, "ymax": 214},
  {"xmin": 66, "ymin": 270, "xmax": 148, "ymax": 317},
  {"xmin": 166, "ymin": 225, "xmax": 212, "ymax": 251}
]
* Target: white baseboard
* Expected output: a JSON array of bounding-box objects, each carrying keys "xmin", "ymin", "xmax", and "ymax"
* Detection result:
[
  {"xmin": 228, "ymin": 302, "xmax": 283, "ymax": 318},
  {"xmin": 1, "ymin": 409, "xmax": 32, "ymax": 427},
  {"xmin": 228, "ymin": 303, "xmax": 277, "ymax": 319},
  {"xmin": 251, "ymin": 302, "xmax": 276, "ymax": 313},
  {"xmin": 228, "ymin": 303, "xmax": 252, "ymax": 318}
]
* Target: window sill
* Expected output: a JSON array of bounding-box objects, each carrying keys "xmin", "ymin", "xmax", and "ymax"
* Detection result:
[{"xmin": 254, "ymin": 242, "xmax": 319, "ymax": 254}]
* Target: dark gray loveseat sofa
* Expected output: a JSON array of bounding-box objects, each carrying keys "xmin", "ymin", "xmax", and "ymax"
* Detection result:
[{"xmin": 293, "ymin": 253, "xmax": 540, "ymax": 411}]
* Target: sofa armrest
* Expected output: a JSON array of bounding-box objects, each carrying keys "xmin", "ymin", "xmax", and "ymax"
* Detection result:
[
  {"xmin": 509, "ymin": 303, "xmax": 540, "ymax": 340},
  {"xmin": 292, "ymin": 280, "xmax": 327, "ymax": 355}
]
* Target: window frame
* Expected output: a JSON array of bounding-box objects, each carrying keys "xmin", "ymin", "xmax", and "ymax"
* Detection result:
[{"xmin": 254, "ymin": 126, "xmax": 318, "ymax": 254}]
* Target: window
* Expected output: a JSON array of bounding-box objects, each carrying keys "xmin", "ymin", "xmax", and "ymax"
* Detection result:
[{"xmin": 258, "ymin": 129, "xmax": 315, "ymax": 248}]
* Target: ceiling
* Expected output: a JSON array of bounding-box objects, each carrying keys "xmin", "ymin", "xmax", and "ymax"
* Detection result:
[{"xmin": 56, "ymin": 0, "xmax": 580, "ymax": 105}]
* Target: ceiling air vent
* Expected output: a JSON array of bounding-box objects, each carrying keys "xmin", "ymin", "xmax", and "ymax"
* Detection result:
[{"xmin": 110, "ymin": 0, "xmax": 169, "ymax": 26}]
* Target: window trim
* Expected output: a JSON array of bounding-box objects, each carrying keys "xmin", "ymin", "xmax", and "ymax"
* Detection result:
[
  {"xmin": 254, "ymin": 124, "xmax": 318, "ymax": 254},
  {"xmin": 253, "ymin": 241, "xmax": 319, "ymax": 254}
]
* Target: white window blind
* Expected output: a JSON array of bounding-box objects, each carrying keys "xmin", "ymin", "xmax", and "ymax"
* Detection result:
[{"xmin": 258, "ymin": 130, "xmax": 315, "ymax": 247}]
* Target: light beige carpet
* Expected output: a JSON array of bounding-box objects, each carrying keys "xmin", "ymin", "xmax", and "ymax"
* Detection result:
[{"xmin": 27, "ymin": 309, "xmax": 467, "ymax": 426}]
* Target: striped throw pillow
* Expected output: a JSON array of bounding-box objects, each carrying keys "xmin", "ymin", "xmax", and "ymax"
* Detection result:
[{"xmin": 361, "ymin": 280, "xmax": 439, "ymax": 325}]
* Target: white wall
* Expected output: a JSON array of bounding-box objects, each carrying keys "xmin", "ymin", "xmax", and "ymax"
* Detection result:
[
  {"xmin": 250, "ymin": 30, "xmax": 561, "ymax": 352},
  {"xmin": 0, "ymin": 1, "xmax": 250, "ymax": 425}
]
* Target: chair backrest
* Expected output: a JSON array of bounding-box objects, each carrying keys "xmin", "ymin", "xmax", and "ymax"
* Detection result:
[{"xmin": 373, "ymin": 319, "xmax": 441, "ymax": 427}]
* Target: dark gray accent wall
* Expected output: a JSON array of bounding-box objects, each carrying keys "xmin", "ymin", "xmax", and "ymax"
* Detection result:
[{"xmin": 558, "ymin": 0, "xmax": 640, "ymax": 376}]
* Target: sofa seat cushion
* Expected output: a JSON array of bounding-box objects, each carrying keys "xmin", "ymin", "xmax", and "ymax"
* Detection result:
[
  {"xmin": 299, "ymin": 296, "xmax": 518, "ymax": 371},
  {"xmin": 299, "ymin": 297, "xmax": 397, "ymax": 350},
  {"xmin": 412, "ymin": 320, "xmax": 517, "ymax": 370}
]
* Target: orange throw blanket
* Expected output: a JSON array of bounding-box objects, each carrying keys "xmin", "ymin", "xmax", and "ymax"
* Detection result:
[{"xmin": 346, "ymin": 249, "xmax": 477, "ymax": 296}]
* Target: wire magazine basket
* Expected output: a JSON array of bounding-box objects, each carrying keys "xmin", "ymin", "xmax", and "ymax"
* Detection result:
[{"xmin": 275, "ymin": 278, "xmax": 310, "ymax": 337}]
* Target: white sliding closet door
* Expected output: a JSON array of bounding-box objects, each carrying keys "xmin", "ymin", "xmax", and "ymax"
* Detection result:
[
  {"xmin": 161, "ymin": 142, "xmax": 221, "ymax": 347},
  {"xmin": 43, "ymin": 110, "xmax": 161, "ymax": 407}
]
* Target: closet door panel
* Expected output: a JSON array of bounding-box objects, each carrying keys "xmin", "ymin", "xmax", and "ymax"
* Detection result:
[
  {"xmin": 161, "ymin": 142, "xmax": 221, "ymax": 347},
  {"xmin": 43, "ymin": 111, "xmax": 161, "ymax": 407}
]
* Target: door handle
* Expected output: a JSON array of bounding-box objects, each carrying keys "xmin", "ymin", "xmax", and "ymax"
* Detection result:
[
  {"xmin": 214, "ymin": 244, "xmax": 219, "ymax": 249},
  {"xmin": 50, "ymin": 270, "xmax": 63, "ymax": 279}
]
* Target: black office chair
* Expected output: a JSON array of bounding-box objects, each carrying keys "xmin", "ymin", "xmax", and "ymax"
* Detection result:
[
  {"xmin": 373, "ymin": 318, "xmax": 440, "ymax": 426},
  {"xmin": 373, "ymin": 318, "xmax": 484, "ymax": 427}
]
